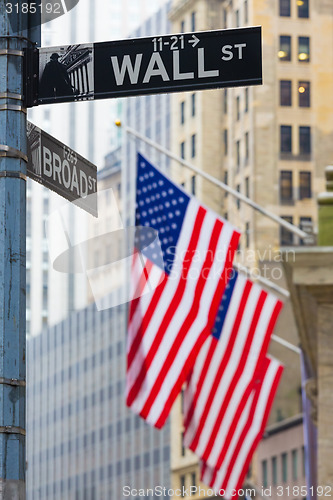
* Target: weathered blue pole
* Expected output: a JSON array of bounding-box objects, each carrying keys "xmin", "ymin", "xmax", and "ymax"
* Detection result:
[{"xmin": 0, "ymin": 2, "xmax": 27, "ymax": 498}]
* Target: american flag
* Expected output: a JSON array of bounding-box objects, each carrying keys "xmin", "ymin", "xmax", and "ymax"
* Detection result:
[
  {"xmin": 126, "ymin": 154, "xmax": 241, "ymax": 428},
  {"xmin": 183, "ymin": 271, "xmax": 283, "ymax": 466},
  {"xmin": 200, "ymin": 356, "xmax": 284, "ymax": 499}
]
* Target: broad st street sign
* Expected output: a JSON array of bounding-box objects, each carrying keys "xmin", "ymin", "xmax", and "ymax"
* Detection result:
[
  {"xmin": 26, "ymin": 27, "xmax": 262, "ymax": 106},
  {"xmin": 27, "ymin": 122, "xmax": 98, "ymax": 216}
]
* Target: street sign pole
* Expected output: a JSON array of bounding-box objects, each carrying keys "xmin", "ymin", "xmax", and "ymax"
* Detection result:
[{"xmin": 0, "ymin": 2, "xmax": 30, "ymax": 498}]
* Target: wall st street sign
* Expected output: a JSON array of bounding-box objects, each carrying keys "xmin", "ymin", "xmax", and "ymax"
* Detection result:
[
  {"xmin": 26, "ymin": 27, "xmax": 262, "ymax": 106},
  {"xmin": 27, "ymin": 122, "xmax": 98, "ymax": 216}
]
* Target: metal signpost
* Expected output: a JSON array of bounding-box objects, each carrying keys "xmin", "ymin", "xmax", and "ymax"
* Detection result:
[
  {"xmin": 24, "ymin": 26, "xmax": 262, "ymax": 106},
  {"xmin": 27, "ymin": 122, "xmax": 98, "ymax": 216}
]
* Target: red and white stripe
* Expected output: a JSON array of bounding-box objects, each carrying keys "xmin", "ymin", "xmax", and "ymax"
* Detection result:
[
  {"xmin": 183, "ymin": 274, "xmax": 283, "ymax": 467},
  {"xmin": 126, "ymin": 198, "xmax": 240, "ymax": 428},
  {"xmin": 200, "ymin": 357, "xmax": 284, "ymax": 499}
]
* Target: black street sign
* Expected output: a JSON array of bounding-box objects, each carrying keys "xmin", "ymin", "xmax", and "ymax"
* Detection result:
[
  {"xmin": 27, "ymin": 27, "xmax": 262, "ymax": 106},
  {"xmin": 27, "ymin": 121, "xmax": 98, "ymax": 216}
]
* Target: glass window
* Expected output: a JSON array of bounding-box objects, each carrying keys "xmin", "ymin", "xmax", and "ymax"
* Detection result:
[
  {"xmin": 181, "ymin": 432, "xmax": 185, "ymax": 456},
  {"xmin": 191, "ymin": 134, "xmax": 196, "ymax": 158},
  {"xmin": 224, "ymin": 89, "xmax": 228, "ymax": 113},
  {"xmin": 236, "ymin": 96, "xmax": 240, "ymax": 120},
  {"xmin": 223, "ymin": 9, "xmax": 227, "ymax": 28},
  {"xmin": 298, "ymin": 36, "xmax": 310, "ymax": 62},
  {"xmin": 191, "ymin": 93, "xmax": 196, "ymax": 116},
  {"xmin": 292, "ymin": 449, "xmax": 298, "ymax": 479},
  {"xmin": 280, "ymin": 125, "xmax": 292, "ymax": 153},
  {"xmin": 244, "ymin": 0, "xmax": 248, "ymax": 23},
  {"xmin": 279, "ymin": 36, "xmax": 291, "ymax": 61},
  {"xmin": 262, "ymin": 460, "xmax": 268, "ymax": 488},
  {"xmin": 280, "ymin": 217, "xmax": 294, "ymax": 246},
  {"xmin": 180, "ymin": 141, "xmax": 185, "ymax": 159},
  {"xmin": 245, "ymin": 132, "xmax": 249, "ymax": 162},
  {"xmin": 282, "ymin": 452, "xmax": 288, "ymax": 482},
  {"xmin": 235, "ymin": 9, "xmax": 240, "ymax": 26},
  {"xmin": 245, "ymin": 176, "xmax": 249, "ymax": 197},
  {"xmin": 245, "ymin": 87, "xmax": 249, "ymax": 112},
  {"xmin": 298, "ymin": 81, "xmax": 310, "ymax": 107},
  {"xmin": 280, "ymin": 80, "xmax": 292, "ymax": 106},
  {"xmin": 280, "ymin": 0, "xmax": 291, "ymax": 16},
  {"xmin": 180, "ymin": 101, "xmax": 185, "ymax": 124},
  {"xmin": 191, "ymin": 175, "xmax": 196, "ymax": 195},
  {"xmin": 236, "ymin": 140, "xmax": 241, "ymax": 168},
  {"xmin": 236, "ymin": 185, "xmax": 241, "ymax": 209},
  {"xmin": 245, "ymin": 222, "xmax": 250, "ymax": 248},
  {"xmin": 298, "ymin": 0, "xmax": 309, "ymax": 18},
  {"xmin": 180, "ymin": 475, "xmax": 185, "ymax": 496},
  {"xmin": 180, "ymin": 20, "xmax": 185, "ymax": 33},
  {"xmin": 299, "ymin": 171, "xmax": 311, "ymax": 199},
  {"xmin": 302, "ymin": 445, "xmax": 306, "ymax": 476},
  {"xmin": 191, "ymin": 472, "xmax": 196, "ymax": 487},
  {"xmin": 299, "ymin": 126, "xmax": 311, "ymax": 154},
  {"xmin": 191, "ymin": 11, "xmax": 196, "ymax": 31},
  {"xmin": 272, "ymin": 456, "xmax": 278, "ymax": 485},
  {"xmin": 280, "ymin": 171, "xmax": 293, "ymax": 201},
  {"xmin": 224, "ymin": 129, "xmax": 228, "ymax": 155}
]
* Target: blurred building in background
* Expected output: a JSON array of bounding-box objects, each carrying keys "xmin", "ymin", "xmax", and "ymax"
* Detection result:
[{"xmin": 168, "ymin": 0, "xmax": 333, "ymax": 495}]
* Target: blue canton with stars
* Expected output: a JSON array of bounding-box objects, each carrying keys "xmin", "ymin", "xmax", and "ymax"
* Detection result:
[
  {"xmin": 135, "ymin": 154, "xmax": 190, "ymax": 275},
  {"xmin": 211, "ymin": 271, "xmax": 238, "ymax": 340}
]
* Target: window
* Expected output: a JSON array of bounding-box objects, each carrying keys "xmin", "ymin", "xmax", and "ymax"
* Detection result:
[
  {"xmin": 272, "ymin": 456, "xmax": 278, "ymax": 485},
  {"xmin": 280, "ymin": 171, "xmax": 293, "ymax": 202},
  {"xmin": 245, "ymin": 222, "xmax": 250, "ymax": 248},
  {"xmin": 280, "ymin": 80, "xmax": 292, "ymax": 106},
  {"xmin": 180, "ymin": 475, "xmax": 185, "ymax": 496},
  {"xmin": 244, "ymin": 0, "xmax": 248, "ymax": 23},
  {"xmin": 298, "ymin": 0, "xmax": 309, "ymax": 18},
  {"xmin": 223, "ymin": 89, "xmax": 228, "ymax": 113},
  {"xmin": 236, "ymin": 185, "xmax": 241, "ymax": 209},
  {"xmin": 191, "ymin": 11, "xmax": 196, "ymax": 31},
  {"xmin": 180, "ymin": 20, "xmax": 185, "ymax": 33},
  {"xmin": 262, "ymin": 460, "xmax": 268, "ymax": 488},
  {"xmin": 279, "ymin": 36, "xmax": 291, "ymax": 61},
  {"xmin": 224, "ymin": 129, "xmax": 228, "ymax": 155},
  {"xmin": 245, "ymin": 132, "xmax": 249, "ymax": 162},
  {"xmin": 224, "ymin": 171, "xmax": 228, "ymax": 195},
  {"xmin": 180, "ymin": 101, "xmax": 185, "ymax": 124},
  {"xmin": 235, "ymin": 9, "xmax": 240, "ymax": 26},
  {"xmin": 191, "ymin": 134, "xmax": 196, "ymax": 158},
  {"xmin": 236, "ymin": 96, "xmax": 240, "ymax": 120},
  {"xmin": 181, "ymin": 432, "xmax": 185, "ymax": 456},
  {"xmin": 223, "ymin": 9, "xmax": 227, "ymax": 28},
  {"xmin": 191, "ymin": 93, "xmax": 196, "ymax": 116},
  {"xmin": 191, "ymin": 175, "xmax": 196, "ymax": 195},
  {"xmin": 292, "ymin": 449, "xmax": 298, "ymax": 480},
  {"xmin": 280, "ymin": 217, "xmax": 294, "ymax": 245},
  {"xmin": 280, "ymin": 125, "xmax": 292, "ymax": 153},
  {"xmin": 299, "ymin": 171, "xmax": 311, "ymax": 199},
  {"xmin": 180, "ymin": 141, "xmax": 185, "ymax": 159},
  {"xmin": 299, "ymin": 126, "xmax": 311, "ymax": 155},
  {"xmin": 245, "ymin": 176, "xmax": 249, "ymax": 197},
  {"xmin": 298, "ymin": 36, "xmax": 310, "ymax": 62},
  {"xmin": 298, "ymin": 81, "xmax": 310, "ymax": 107},
  {"xmin": 236, "ymin": 140, "xmax": 241, "ymax": 169},
  {"xmin": 245, "ymin": 88, "xmax": 249, "ymax": 112},
  {"xmin": 302, "ymin": 446, "xmax": 306, "ymax": 476},
  {"xmin": 191, "ymin": 472, "xmax": 196, "ymax": 487},
  {"xmin": 282, "ymin": 452, "xmax": 288, "ymax": 482},
  {"xmin": 279, "ymin": 0, "xmax": 290, "ymax": 16}
]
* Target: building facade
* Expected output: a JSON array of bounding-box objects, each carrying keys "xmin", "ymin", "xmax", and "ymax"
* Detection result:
[{"xmin": 168, "ymin": 0, "xmax": 333, "ymax": 495}]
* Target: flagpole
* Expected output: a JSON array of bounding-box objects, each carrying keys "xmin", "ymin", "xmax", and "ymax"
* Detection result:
[{"xmin": 117, "ymin": 123, "xmax": 308, "ymax": 240}]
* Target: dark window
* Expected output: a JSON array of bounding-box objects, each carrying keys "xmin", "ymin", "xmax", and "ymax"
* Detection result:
[
  {"xmin": 180, "ymin": 20, "xmax": 185, "ymax": 33},
  {"xmin": 181, "ymin": 432, "xmax": 185, "ymax": 456},
  {"xmin": 244, "ymin": 0, "xmax": 248, "ymax": 23},
  {"xmin": 298, "ymin": 36, "xmax": 310, "ymax": 62},
  {"xmin": 298, "ymin": 81, "xmax": 310, "ymax": 107},
  {"xmin": 245, "ymin": 87, "xmax": 249, "ymax": 112},
  {"xmin": 191, "ymin": 472, "xmax": 196, "ymax": 487},
  {"xmin": 180, "ymin": 141, "xmax": 185, "ymax": 159},
  {"xmin": 280, "ymin": 125, "xmax": 292, "ymax": 153},
  {"xmin": 299, "ymin": 126, "xmax": 311, "ymax": 154},
  {"xmin": 280, "ymin": 216, "xmax": 294, "ymax": 246},
  {"xmin": 191, "ymin": 11, "xmax": 196, "ymax": 31},
  {"xmin": 299, "ymin": 171, "xmax": 311, "ymax": 199},
  {"xmin": 272, "ymin": 456, "xmax": 278, "ymax": 485},
  {"xmin": 298, "ymin": 0, "xmax": 309, "ymax": 18},
  {"xmin": 153, "ymin": 449, "xmax": 160, "ymax": 464},
  {"xmin": 180, "ymin": 101, "xmax": 185, "ymax": 124},
  {"xmin": 280, "ymin": 80, "xmax": 292, "ymax": 106},
  {"xmin": 224, "ymin": 89, "xmax": 228, "ymax": 113},
  {"xmin": 245, "ymin": 222, "xmax": 250, "ymax": 248},
  {"xmin": 191, "ymin": 175, "xmax": 196, "ymax": 195},
  {"xmin": 282, "ymin": 452, "xmax": 288, "ymax": 482},
  {"xmin": 262, "ymin": 460, "xmax": 268, "ymax": 488},
  {"xmin": 280, "ymin": 171, "xmax": 293, "ymax": 201},
  {"xmin": 236, "ymin": 185, "xmax": 241, "ymax": 210},
  {"xmin": 279, "ymin": 0, "xmax": 290, "ymax": 16},
  {"xmin": 191, "ymin": 134, "xmax": 196, "ymax": 158},
  {"xmin": 245, "ymin": 132, "xmax": 249, "ymax": 162},
  {"xmin": 191, "ymin": 93, "xmax": 196, "ymax": 116},
  {"xmin": 235, "ymin": 9, "xmax": 240, "ymax": 26},
  {"xmin": 223, "ymin": 9, "xmax": 227, "ymax": 28},
  {"xmin": 180, "ymin": 475, "xmax": 186, "ymax": 497},
  {"xmin": 245, "ymin": 176, "xmax": 249, "ymax": 197},
  {"xmin": 224, "ymin": 129, "xmax": 228, "ymax": 155},
  {"xmin": 292, "ymin": 449, "xmax": 298, "ymax": 480},
  {"xmin": 236, "ymin": 140, "xmax": 241, "ymax": 168},
  {"xmin": 279, "ymin": 36, "xmax": 291, "ymax": 61},
  {"xmin": 236, "ymin": 96, "xmax": 240, "ymax": 120}
]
